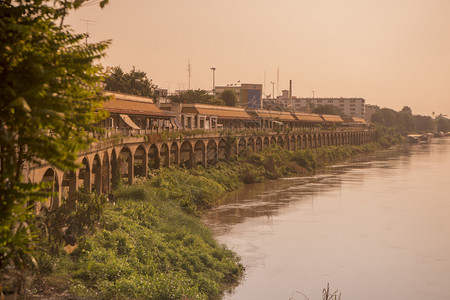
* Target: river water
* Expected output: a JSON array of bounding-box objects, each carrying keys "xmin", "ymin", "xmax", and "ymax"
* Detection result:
[{"xmin": 202, "ymin": 137, "xmax": 450, "ymax": 300}]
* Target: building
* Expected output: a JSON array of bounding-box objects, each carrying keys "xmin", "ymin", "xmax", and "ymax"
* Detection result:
[
  {"xmin": 264, "ymin": 91, "xmax": 366, "ymax": 118},
  {"xmin": 102, "ymin": 92, "xmax": 175, "ymax": 135},
  {"xmin": 215, "ymin": 83, "xmax": 263, "ymax": 108},
  {"xmin": 364, "ymin": 104, "xmax": 379, "ymax": 122}
]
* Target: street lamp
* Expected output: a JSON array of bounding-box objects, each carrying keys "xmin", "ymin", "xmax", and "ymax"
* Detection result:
[
  {"xmin": 312, "ymin": 90, "xmax": 315, "ymax": 99},
  {"xmin": 210, "ymin": 67, "xmax": 216, "ymax": 94},
  {"xmin": 270, "ymin": 82, "xmax": 275, "ymax": 100}
]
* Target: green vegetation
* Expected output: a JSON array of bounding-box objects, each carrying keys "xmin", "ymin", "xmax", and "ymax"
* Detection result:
[
  {"xmin": 105, "ymin": 66, "xmax": 159, "ymax": 99},
  {"xmin": 0, "ymin": 0, "xmax": 110, "ymax": 291},
  {"xmin": 219, "ymin": 89, "xmax": 239, "ymax": 107},
  {"xmin": 371, "ymin": 106, "xmax": 434, "ymax": 135},
  {"xmin": 169, "ymin": 89, "xmax": 225, "ymax": 106},
  {"xmin": 32, "ymin": 170, "xmax": 243, "ymax": 300},
  {"xmin": 312, "ymin": 104, "xmax": 344, "ymax": 116}
]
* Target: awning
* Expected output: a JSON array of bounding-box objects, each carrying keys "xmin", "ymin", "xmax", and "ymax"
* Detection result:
[
  {"xmin": 293, "ymin": 113, "xmax": 324, "ymax": 123},
  {"xmin": 321, "ymin": 114, "xmax": 344, "ymax": 123},
  {"xmin": 119, "ymin": 114, "xmax": 140, "ymax": 130},
  {"xmin": 182, "ymin": 104, "xmax": 252, "ymax": 120},
  {"xmin": 103, "ymin": 92, "xmax": 170, "ymax": 117},
  {"xmin": 171, "ymin": 118, "xmax": 183, "ymax": 128},
  {"xmin": 249, "ymin": 109, "xmax": 296, "ymax": 121},
  {"xmin": 342, "ymin": 116, "xmax": 367, "ymax": 124},
  {"xmin": 352, "ymin": 117, "xmax": 367, "ymax": 123}
]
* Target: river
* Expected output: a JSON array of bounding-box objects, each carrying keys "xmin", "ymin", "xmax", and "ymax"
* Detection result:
[{"xmin": 202, "ymin": 137, "xmax": 450, "ymax": 300}]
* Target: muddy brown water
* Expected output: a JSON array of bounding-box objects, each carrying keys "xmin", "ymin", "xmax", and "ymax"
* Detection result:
[{"xmin": 202, "ymin": 138, "xmax": 450, "ymax": 299}]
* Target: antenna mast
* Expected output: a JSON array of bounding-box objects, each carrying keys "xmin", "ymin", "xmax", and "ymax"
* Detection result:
[
  {"xmin": 187, "ymin": 59, "xmax": 191, "ymax": 90},
  {"xmin": 80, "ymin": 19, "xmax": 96, "ymax": 45}
]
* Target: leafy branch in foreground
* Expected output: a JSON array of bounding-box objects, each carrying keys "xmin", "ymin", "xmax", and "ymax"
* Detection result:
[{"xmin": 0, "ymin": 0, "xmax": 110, "ymax": 295}]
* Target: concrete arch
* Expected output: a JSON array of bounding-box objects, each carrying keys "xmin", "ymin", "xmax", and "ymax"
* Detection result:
[
  {"xmin": 247, "ymin": 137, "xmax": 255, "ymax": 152},
  {"xmin": 218, "ymin": 138, "xmax": 230, "ymax": 161},
  {"xmin": 256, "ymin": 137, "xmax": 263, "ymax": 152},
  {"xmin": 263, "ymin": 136, "xmax": 270, "ymax": 149},
  {"xmin": 238, "ymin": 137, "xmax": 246, "ymax": 155},
  {"xmin": 170, "ymin": 142, "xmax": 179, "ymax": 166},
  {"xmin": 296, "ymin": 135, "xmax": 301, "ymax": 149},
  {"xmin": 207, "ymin": 139, "xmax": 218, "ymax": 166},
  {"xmin": 194, "ymin": 140, "xmax": 206, "ymax": 167},
  {"xmin": 290, "ymin": 136, "xmax": 296, "ymax": 150},
  {"xmin": 41, "ymin": 167, "xmax": 60, "ymax": 211},
  {"xmin": 160, "ymin": 143, "xmax": 170, "ymax": 168},
  {"xmin": 134, "ymin": 145, "xmax": 147, "ymax": 178},
  {"xmin": 119, "ymin": 147, "xmax": 133, "ymax": 185},
  {"xmin": 270, "ymin": 136, "xmax": 277, "ymax": 146},
  {"xmin": 180, "ymin": 141, "xmax": 193, "ymax": 168},
  {"xmin": 148, "ymin": 144, "xmax": 159, "ymax": 170},
  {"xmin": 276, "ymin": 136, "xmax": 284, "ymax": 148}
]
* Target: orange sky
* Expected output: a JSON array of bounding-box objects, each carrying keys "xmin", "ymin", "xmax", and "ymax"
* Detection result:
[{"xmin": 67, "ymin": 0, "xmax": 450, "ymax": 116}]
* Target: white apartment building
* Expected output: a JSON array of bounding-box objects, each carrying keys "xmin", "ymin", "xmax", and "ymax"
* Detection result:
[{"xmin": 272, "ymin": 90, "xmax": 365, "ymax": 118}]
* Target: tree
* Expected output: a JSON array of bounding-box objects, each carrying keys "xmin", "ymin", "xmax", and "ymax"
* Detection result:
[
  {"xmin": 169, "ymin": 89, "xmax": 225, "ymax": 106},
  {"xmin": 436, "ymin": 116, "xmax": 450, "ymax": 133},
  {"xmin": 401, "ymin": 106, "xmax": 413, "ymax": 115},
  {"xmin": 104, "ymin": 66, "xmax": 158, "ymax": 99},
  {"xmin": 0, "ymin": 0, "xmax": 109, "ymax": 280},
  {"xmin": 312, "ymin": 104, "xmax": 344, "ymax": 116},
  {"xmin": 219, "ymin": 89, "xmax": 239, "ymax": 107}
]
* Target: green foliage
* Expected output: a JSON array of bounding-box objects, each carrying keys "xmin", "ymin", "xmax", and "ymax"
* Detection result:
[
  {"xmin": 104, "ymin": 66, "xmax": 158, "ymax": 99},
  {"xmin": 36, "ymin": 192, "xmax": 107, "ymax": 254},
  {"xmin": 169, "ymin": 89, "xmax": 225, "ymax": 106},
  {"xmin": 291, "ymin": 149, "xmax": 317, "ymax": 171},
  {"xmin": 35, "ymin": 182, "xmax": 243, "ymax": 300},
  {"xmin": 219, "ymin": 89, "xmax": 239, "ymax": 107},
  {"xmin": 312, "ymin": 104, "xmax": 344, "ymax": 116},
  {"xmin": 0, "ymin": 0, "xmax": 110, "ymax": 277},
  {"xmin": 373, "ymin": 124, "xmax": 403, "ymax": 147},
  {"xmin": 436, "ymin": 115, "xmax": 450, "ymax": 133},
  {"xmin": 371, "ymin": 106, "xmax": 435, "ymax": 135},
  {"xmin": 148, "ymin": 168, "xmax": 226, "ymax": 215}
]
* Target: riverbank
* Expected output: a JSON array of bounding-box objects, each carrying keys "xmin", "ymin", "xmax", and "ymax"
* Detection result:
[{"xmin": 27, "ymin": 142, "xmax": 386, "ymax": 300}]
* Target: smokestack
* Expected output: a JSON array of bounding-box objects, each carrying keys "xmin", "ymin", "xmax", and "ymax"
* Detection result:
[{"xmin": 289, "ymin": 80, "xmax": 292, "ymax": 111}]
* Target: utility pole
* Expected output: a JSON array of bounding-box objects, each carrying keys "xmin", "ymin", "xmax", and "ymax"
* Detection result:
[
  {"xmin": 264, "ymin": 70, "xmax": 266, "ymax": 97},
  {"xmin": 312, "ymin": 90, "xmax": 315, "ymax": 99},
  {"xmin": 80, "ymin": 19, "xmax": 96, "ymax": 46},
  {"xmin": 187, "ymin": 60, "xmax": 191, "ymax": 90},
  {"xmin": 276, "ymin": 67, "xmax": 280, "ymax": 98},
  {"xmin": 210, "ymin": 67, "xmax": 216, "ymax": 95},
  {"xmin": 270, "ymin": 82, "xmax": 275, "ymax": 100}
]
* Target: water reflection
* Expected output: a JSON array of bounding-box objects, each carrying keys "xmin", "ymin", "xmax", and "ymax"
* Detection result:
[{"xmin": 203, "ymin": 145, "xmax": 411, "ymax": 236}]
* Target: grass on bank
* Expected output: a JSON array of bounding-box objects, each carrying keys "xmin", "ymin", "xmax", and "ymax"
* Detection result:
[{"xmin": 31, "ymin": 142, "xmax": 385, "ymax": 299}]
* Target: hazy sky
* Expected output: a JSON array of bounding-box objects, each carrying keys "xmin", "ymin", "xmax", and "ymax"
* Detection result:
[{"xmin": 67, "ymin": 0, "xmax": 450, "ymax": 116}]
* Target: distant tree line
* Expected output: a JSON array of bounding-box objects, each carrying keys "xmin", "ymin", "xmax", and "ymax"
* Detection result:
[{"xmin": 371, "ymin": 106, "xmax": 450, "ymax": 135}]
